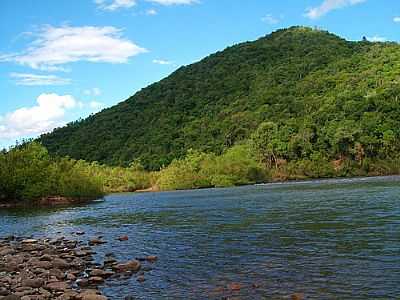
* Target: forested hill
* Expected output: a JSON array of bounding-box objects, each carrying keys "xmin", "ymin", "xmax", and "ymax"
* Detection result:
[{"xmin": 40, "ymin": 26, "xmax": 400, "ymax": 170}]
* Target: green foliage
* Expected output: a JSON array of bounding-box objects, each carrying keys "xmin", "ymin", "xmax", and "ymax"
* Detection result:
[
  {"xmin": 0, "ymin": 143, "xmax": 104, "ymax": 202},
  {"xmin": 157, "ymin": 145, "xmax": 267, "ymax": 191},
  {"xmin": 39, "ymin": 27, "xmax": 400, "ymax": 171}
]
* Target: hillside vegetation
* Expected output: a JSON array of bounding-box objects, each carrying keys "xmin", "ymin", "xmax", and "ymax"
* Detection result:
[{"xmin": 40, "ymin": 26, "xmax": 400, "ymax": 174}]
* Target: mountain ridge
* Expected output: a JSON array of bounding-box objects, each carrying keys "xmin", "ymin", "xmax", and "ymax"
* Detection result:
[{"xmin": 40, "ymin": 26, "xmax": 400, "ymax": 170}]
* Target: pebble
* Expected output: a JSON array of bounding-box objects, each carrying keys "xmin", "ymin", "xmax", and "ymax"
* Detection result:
[{"xmin": 0, "ymin": 236, "xmax": 157, "ymax": 300}]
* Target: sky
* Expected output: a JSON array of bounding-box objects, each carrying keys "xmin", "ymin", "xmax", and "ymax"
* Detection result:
[{"xmin": 1, "ymin": 0, "xmax": 400, "ymax": 149}]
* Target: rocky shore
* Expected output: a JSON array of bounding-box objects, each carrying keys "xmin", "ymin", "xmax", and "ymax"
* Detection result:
[{"xmin": 0, "ymin": 235, "xmax": 157, "ymax": 300}]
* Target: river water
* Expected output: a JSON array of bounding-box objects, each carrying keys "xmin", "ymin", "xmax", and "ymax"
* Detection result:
[{"xmin": 1, "ymin": 176, "xmax": 399, "ymax": 299}]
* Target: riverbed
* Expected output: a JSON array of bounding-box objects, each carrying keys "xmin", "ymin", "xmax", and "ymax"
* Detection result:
[{"xmin": 1, "ymin": 176, "xmax": 399, "ymax": 299}]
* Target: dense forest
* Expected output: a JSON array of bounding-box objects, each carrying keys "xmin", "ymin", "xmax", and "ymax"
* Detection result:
[
  {"xmin": 2, "ymin": 26, "xmax": 393, "ymax": 202},
  {"xmin": 39, "ymin": 26, "xmax": 400, "ymax": 173}
]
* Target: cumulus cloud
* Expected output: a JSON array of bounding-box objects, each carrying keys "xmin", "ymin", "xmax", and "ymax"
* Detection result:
[
  {"xmin": 84, "ymin": 87, "xmax": 102, "ymax": 96},
  {"xmin": 0, "ymin": 93, "xmax": 77, "ymax": 139},
  {"xmin": 366, "ymin": 36, "xmax": 387, "ymax": 42},
  {"xmin": 95, "ymin": 0, "xmax": 136, "ymax": 11},
  {"xmin": 393, "ymin": 16, "xmax": 400, "ymax": 23},
  {"xmin": 305, "ymin": 0, "xmax": 366, "ymax": 19},
  {"xmin": 261, "ymin": 14, "xmax": 280, "ymax": 25},
  {"xmin": 1, "ymin": 25, "xmax": 147, "ymax": 70},
  {"xmin": 10, "ymin": 73, "xmax": 71, "ymax": 86},
  {"xmin": 146, "ymin": 8, "xmax": 158, "ymax": 15},
  {"xmin": 152, "ymin": 59, "xmax": 173, "ymax": 65},
  {"xmin": 89, "ymin": 101, "xmax": 104, "ymax": 109},
  {"xmin": 146, "ymin": 0, "xmax": 198, "ymax": 5}
]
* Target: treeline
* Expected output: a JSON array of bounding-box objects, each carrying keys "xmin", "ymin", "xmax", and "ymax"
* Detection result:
[
  {"xmin": 1, "ymin": 137, "xmax": 399, "ymax": 203},
  {"xmin": 0, "ymin": 143, "xmax": 104, "ymax": 203},
  {"xmin": 0, "ymin": 142, "xmax": 152, "ymax": 203}
]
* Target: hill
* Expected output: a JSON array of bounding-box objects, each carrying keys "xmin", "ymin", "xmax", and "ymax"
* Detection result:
[{"xmin": 40, "ymin": 26, "xmax": 400, "ymax": 170}]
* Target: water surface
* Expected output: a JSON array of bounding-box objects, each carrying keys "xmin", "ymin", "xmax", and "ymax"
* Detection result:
[{"xmin": 1, "ymin": 176, "xmax": 399, "ymax": 299}]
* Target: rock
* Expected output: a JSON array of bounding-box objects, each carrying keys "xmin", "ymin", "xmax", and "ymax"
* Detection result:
[
  {"xmin": 0, "ymin": 287, "xmax": 9, "ymax": 296},
  {"xmin": 291, "ymin": 293, "xmax": 305, "ymax": 300},
  {"xmin": 75, "ymin": 251, "xmax": 89, "ymax": 257},
  {"xmin": 227, "ymin": 283, "xmax": 242, "ymax": 291},
  {"xmin": 21, "ymin": 239, "xmax": 37, "ymax": 244},
  {"xmin": 81, "ymin": 294, "xmax": 108, "ymax": 300},
  {"xmin": 136, "ymin": 276, "xmax": 145, "ymax": 283},
  {"xmin": 2, "ymin": 295, "xmax": 21, "ymax": 300},
  {"xmin": 35, "ymin": 261, "xmax": 52, "ymax": 270},
  {"xmin": 49, "ymin": 268, "xmax": 65, "ymax": 280},
  {"xmin": 22, "ymin": 278, "xmax": 44, "ymax": 288},
  {"xmin": 88, "ymin": 277, "xmax": 104, "ymax": 284},
  {"xmin": 145, "ymin": 255, "xmax": 158, "ymax": 262},
  {"xmin": 89, "ymin": 269, "xmax": 107, "ymax": 277},
  {"xmin": 88, "ymin": 239, "xmax": 106, "ymax": 246},
  {"xmin": 45, "ymin": 281, "xmax": 68, "ymax": 292},
  {"xmin": 114, "ymin": 260, "xmax": 141, "ymax": 273},
  {"xmin": 76, "ymin": 279, "xmax": 89, "ymax": 287},
  {"xmin": 52, "ymin": 258, "xmax": 69, "ymax": 269},
  {"xmin": 39, "ymin": 254, "xmax": 52, "ymax": 261},
  {"xmin": 117, "ymin": 236, "xmax": 128, "ymax": 241},
  {"xmin": 0, "ymin": 248, "xmax": 14, "ymax": 256},
  {"xmin": 66, "ymin": 273, "xmax": 76, "ymax": 281}
]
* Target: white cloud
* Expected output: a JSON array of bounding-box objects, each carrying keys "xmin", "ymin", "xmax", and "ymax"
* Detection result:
[
  {"xmin": 366, "ymin": 35, "xmax": 387, "ymax": 42},
  {"xmin": 261, "ymin": 14, "xmax": 280, "ymax": 25},
  {"xmin": 84, "ymin": 87, "xmax": 102, "ymax": 96},
  {"xmin": 89, "ymin": 101, "xmax": 104, "ymax": 109},
  {"xmin": 152, "ymin": 59, "xmax": 173, "ymax": 65},
  {"xmin": 305, "ymin": 0, "xmax": 366, "ymax": 19},
  {"xmin": 10, "ymin": 73, "xmax": 71, "ymax": 86},
  {"xmin": 95, "ymin": 0, "xmax": 136, "ymax": 11},
  {"xmin": 146, "ymin": 0, "xmax": 198, "ymax": 5},
  {"xmin": 0, "ymin": 93, "xmax": 77, "ymax": 139},
  {"xmin": 393, "ymin": 16, "xmax": 400, "ymax": 23},
  {"xmin": 1, "ymin": 25, "xmax": 147, "ymax": 70},
  {"xmin": 146, "ymin": 8, "xmax": 158, "ymax": 15}
]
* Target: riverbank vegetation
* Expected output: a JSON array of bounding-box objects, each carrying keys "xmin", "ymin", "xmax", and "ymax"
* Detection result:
[{"xmin": 1, "ymin": 137, "xmax": 399, "ymax": 204}]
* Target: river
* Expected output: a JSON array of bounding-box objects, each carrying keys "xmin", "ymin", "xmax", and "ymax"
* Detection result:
[{"xmin": 1, "ymin": 176, "xmax": 399, "ymax": 299}]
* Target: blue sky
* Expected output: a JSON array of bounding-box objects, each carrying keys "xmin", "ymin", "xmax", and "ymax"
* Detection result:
[{"xmin": 1, "ymin": 0, "xmax": 400, "ymax": 149}]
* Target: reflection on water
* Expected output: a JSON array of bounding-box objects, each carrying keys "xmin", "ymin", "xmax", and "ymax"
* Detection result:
[{"xmin": 1, "ymin": 176, "xmax": 399, "ymax": 299}]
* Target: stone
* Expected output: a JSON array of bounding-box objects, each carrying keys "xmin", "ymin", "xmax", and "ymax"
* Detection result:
[
  {"xmin": 35, "ymin": 261, "xmax": 52, "ymax": 270},
  {"xmin": 114, "ymin": 260, "xmax": 141, "ymax": 273},
  {"xmin": 0, "ymin": 248, "xmax": 14, "ymax": 256},
  {"xmin": 22, "ymin": 278, "xmax": 44, "ymax": 288},
  {"xmin": 88, "ymin": 239, "xmax": 106, "ymax": 246},
  {"xmin": 227, "ymin": 283, "xmax": 242, "ymax": 291},
  {"xmin": 136, "ymin": 276, "xmax": 145, "ymax": 283},
  {"xmin": 82, "ymin": 294, "xmax": 108, "ymax": 300},
  {"xmin": 89, "ymin": 269, "xmax": 107, "ymax": 277},
  {"xmin": 66, "ymin": 273, "xmax": 76, "ymax": 281},
  {"xmin": 21, "ymin": 239, "xmax": 37, "ymax": 244},
  {"xmin": 2, "ymin": 295, "xmax": 21, "ymax": 300},
  {"xmin": 45, "ymin": 281, "xmax": 68, "ymax": 292},
  {"xmin": 117, "ymin": 236, "xmax": 128, "ymax": 241},
  {"xmin": 291, "ymin": 293, "xmax": 305, "ymax": 300},
  {"xmin": 49, "ymin": 268, "xmax": 65, "ymax": 280},
  {"xmin": 39, "ymin": 255, "xmax": 52, "ymax": 261},
  {"xmin": 145, "ymin": 255, "xmax": 158, "ymax": 262},
  {"xmin": 52, "ymin": 258, "xmax": 69, "ymax": 269},
  {"xmin": 76, "ymin": 279, "xmax": 89, "ymax": 287},
  {"xmin": 88, "ymin": 277, "xmax": 104, "ymax": 284}
]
